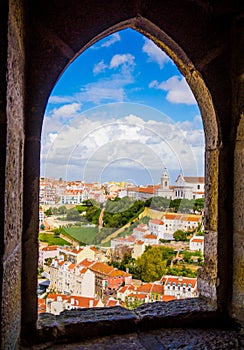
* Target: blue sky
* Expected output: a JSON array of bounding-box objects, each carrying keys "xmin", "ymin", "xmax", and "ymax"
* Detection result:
[{"xmin": 41, "ymin": 28, "xmax": 204, "ymax": 185}]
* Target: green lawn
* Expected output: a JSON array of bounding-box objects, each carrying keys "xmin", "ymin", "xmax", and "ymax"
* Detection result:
[
  {"xmin": 62, "ymin": 226, "xmax": 99, "ymax": 245},
  {"xmin": 38, "ymin": 233, "xmax": 71, "ymax": 246}
]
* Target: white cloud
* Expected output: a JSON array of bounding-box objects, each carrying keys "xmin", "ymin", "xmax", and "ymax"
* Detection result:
[
  {"xmin": 52, "ymin": 103, "xmax": 81, "ymax": 119},
  {"xmin": 101, "ymin": 33, "xmax": 121, "ymax": 47},
  {"xmin": 142, "ymin": 38, "xmax": 171, "ymax": 68},
  {"xmin": 149, "ymin": 75, "xmax": 197, "ymax": 105},
  {"xmin": 41, "ymin": 111, "xmax": 204, "ymax": 183},
  {"xmin": 93, "ymin": 60, "xmax": 107, "ymax": 75},
  {"xmin": 109, "ymin": 54, "xmax": 135, "ymax": 69},
  {"xmin": 76, "ymin": 82, "xmax": 126, "ymax": 104},
  {"xmin": 74, "ymin": 67, "xmax": 135, "ymax": 104},
  {"xmin": 149, "ymin": 80, "xmax": 158, "ymax": 88},
  {"xmin": 48, "ymin": 95, "xmax": 76, "ymax": 104}
]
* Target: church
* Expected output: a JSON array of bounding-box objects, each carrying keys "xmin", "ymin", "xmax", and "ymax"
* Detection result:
[{"xmin": 157, "ymin": 169, "xmax": 205, "ymax": 200}]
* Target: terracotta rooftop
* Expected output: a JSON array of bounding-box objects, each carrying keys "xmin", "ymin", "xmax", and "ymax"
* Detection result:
[{"xmin": 149, "ymin": 219, "xmax": 164, "ymax": 225}]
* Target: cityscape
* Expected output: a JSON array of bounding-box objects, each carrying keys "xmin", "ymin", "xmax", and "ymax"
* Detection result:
[
  {"xmin": 38, "ymin": 26, "xmax": 205, "ymax": 316},
  {"xmin": 38, "ymin": 170, "xmax": 205, "ymax": 315}
]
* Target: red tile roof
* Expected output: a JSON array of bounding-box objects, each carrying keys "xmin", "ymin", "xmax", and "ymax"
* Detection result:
[
  {"xmin": 164, "ymin": 213, "xmax": 202, "ymax": 222},
  {"xmin": 42, "ymin": 245, "xmax": 57, "ymax": 251},
  {"xmin": 128, "ymin": 293, "xmax": 147, "ymax": 300},
  {"xmin": 191, "ymin": 237, "xmax": 204, "ymax": 243},
  {"xmin": 162, "ymin": 295, "xmax": 176, "ymax": 301},
  {"xmin": 134, "ymin": 227, "xmax": 148, "ymax": 232},
  {"xmin": 78, "ymin": 258, "xmax": 95, "ymax": 267},
  {"xmin": 109, "ymin": 269, "xmax": 131, "ymax": 277},
  {"xmin": 37, "ymin": 298, "xmax": 46, "ymax": 314},
  {"xmin": 150, "ymin": 219, "xmax": 164, "ymax": 225},
  {"xmin": 47, "ymin": 293, "xmax": 101, "ymax": 308},
  {"xmin": 161, "ymin": 275, "xmax": 197, "ymax": 288},
  {"xmin": 151, "ymin": 284, "xmax": 164, "ymax": 294},
  {"xmin": 90, "ymin": 262, "xmax": 115, "ymax": 275},
  {"xmin": 143, "ymin": 234, "xmax": 157, "ymax": 239},
  {"xmin": 106, "ymin": 299, "xmax": 119, "ymax": 307},
  {"xmin": 137, "ymin": 283, "xmax": 152, "ymax": 293},
  {"xmin": 134, "ymin": 240, "xmax": 145, "ymax": 245}
]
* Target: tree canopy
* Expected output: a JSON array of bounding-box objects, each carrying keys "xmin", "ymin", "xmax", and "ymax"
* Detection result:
[{"xmin": 134, "ymin": 246, "xmax": 175, "ymax": 282}]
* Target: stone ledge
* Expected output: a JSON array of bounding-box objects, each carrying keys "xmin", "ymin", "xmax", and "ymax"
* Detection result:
[
  {"xmin": 43, "ymin": 327, "xmax": 244, "ymax": 350},
  {"xmin": 31, "ymin": 298, "xmax": 238, "ymax": 347}
]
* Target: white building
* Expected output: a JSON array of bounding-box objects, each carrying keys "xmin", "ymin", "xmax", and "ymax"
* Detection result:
[
  {"xmin": 46, "ymin": 293, "xmax": 104, "ymax": 315},
  {"xmin": 110, "ymin": 235, "xmax": 135, "ymax": 249},
  {"xmin": 58, "ymin": 245, "xmax": 98, "ymax": 264},
  {"xmin": 59, "ymin": 190, "xmax": 84, "ymax": 204},
  {"xmin": 49, "ymin": 259, "xmax": 96, "ymax": 297},
  {"xmin": 132, "ymin": 224, "xmax": 150, "ymax": 240},
  {"xmin": 131, "ymin": 240, "xmax": 146, "ymax": 259},
  {"xmin": 161, "ymin": 275, "xmax": 198, "ymax": 299},
  {"xmin": 189, "ymin": 235, "xmax": 204, "ymax": 254},
  {"xmin": 148, "ymin": 219, "xmax": 165, "ymax": 239},
  {"xmin": 162, "ymin": 213, "xmax": 202, "ymax": 239},
  {"xmin": 157, "ymin": 170, "xmax": 205, "ymax": 200},
  {"xmin": 39, "ymin": 245, "xmax": 59, "ymax": 267}
]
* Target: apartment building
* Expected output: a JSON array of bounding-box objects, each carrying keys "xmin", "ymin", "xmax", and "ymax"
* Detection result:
[
  {"xmin": 46, "ymin": 293, "xmax": 104, "ymax": 315},
  {"xmin": 49, "ymin": 259, "xmax": 96, "ymax": 297},
  {"xmin": 161, "ymin": 275, "xmax": 198, "ymax": 299}
]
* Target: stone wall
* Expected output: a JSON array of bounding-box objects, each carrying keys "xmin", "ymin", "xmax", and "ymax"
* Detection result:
[
  {"xmin": 1, "ymin": 0, "xmax": 25, "ymax": 348},
  {"xmin": 0, "ymin": 1, "xmax": 243, "ymax": 348}
]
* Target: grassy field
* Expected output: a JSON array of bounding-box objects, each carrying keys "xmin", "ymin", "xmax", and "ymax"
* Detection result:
[
  {"xmin": 38, "ymin": 233, "xmax": 71, "ymax": 246},
  {"xmin": 62, "ymin": 226, "xmax": 99, "ymax": 245}
]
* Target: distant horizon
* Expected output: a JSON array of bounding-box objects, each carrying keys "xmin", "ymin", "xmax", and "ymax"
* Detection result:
[{"xmin": 40, "ymin": 170, "xmax": 205, "ymax": 188}]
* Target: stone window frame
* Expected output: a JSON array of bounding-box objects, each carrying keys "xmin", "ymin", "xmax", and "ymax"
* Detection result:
[{"xmin": 15, "ymin": 10, "xmax": 242, "ymax": 347}]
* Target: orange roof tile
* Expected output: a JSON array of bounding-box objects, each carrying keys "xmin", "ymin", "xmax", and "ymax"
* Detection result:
[
  {"xmin": 78, "ymin": 258, "xmax": 95, "ymax": 267},
  {"xmin": 68, "ymin": 263, "xmax": 76, "ymax": 270},
  {"xmin": 143, "ymin": 234, "xmax": 157, "ymax": 239},
  {"xmin": 134, "ymin": 227, "xmax": 148, "ymax": 232},
  {"xmin": 90, "ymin": 262, "xmax": 115, "ymax": 275},
  {"xmin": 109, "ymin": 269, "xmax": 131, "ymax": 277},
  {"xmin": 162, "ymin": 295, "xmax": 176, "ymax": 301},
  {"xmin": 38, "ymin": 298, "xmax": 46, "ymax": 313},
  {"xmin": 151, "ymin": 284, "xmax": 164, "ymax": 294},
  {"xmin": 42, "ymin": 245, "xmax": 57, "ymax": 251},
  {"xmin": 150, "ymin": 219, "xmax": 164, "ymax": 225},
  {"xmin": 134, "ymin": 240, "xmax": 145, "ymax": 245},
  {"xmin": 191, "ymin": 237, "xmax": 204, "ymax": 243},
  {"xmin": 137, "ymin": 283, "xmax": 152, "ymax": 293},
  {"xmin": 106, "ymin": 299, "xmax": 119, "ymax": 307}
]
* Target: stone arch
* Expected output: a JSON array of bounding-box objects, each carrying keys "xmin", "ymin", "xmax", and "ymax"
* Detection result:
[
  {"xmin": 26, "ymin": 16, "xmax": 219, "ymax": 328},
  {"xmin": 2, "ymin": 1, "xmax": 242, "ymax": 348}
]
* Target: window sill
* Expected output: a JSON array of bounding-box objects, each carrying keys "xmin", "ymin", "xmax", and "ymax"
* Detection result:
[{"xmin": 35, "ymin": 297, "xmax": 232, "ymax": 346}]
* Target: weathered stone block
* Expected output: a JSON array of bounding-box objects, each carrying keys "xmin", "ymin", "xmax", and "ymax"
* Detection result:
[
  {"xmin": 2, "ymin": 245, "xmax": 22, "ymax": 350},
  {"xmin": 204, "ymin": 149, "xmax": 219, "ymax": 232}
]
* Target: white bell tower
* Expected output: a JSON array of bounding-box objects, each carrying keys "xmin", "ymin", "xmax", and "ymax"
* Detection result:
[{"xmin": 161, "ymin": 168, "xmax": 170, "ymax": 190}]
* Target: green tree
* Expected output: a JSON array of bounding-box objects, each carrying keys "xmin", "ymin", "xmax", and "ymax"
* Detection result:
[
  {"xmin": 125, "ymin": 296, "xmax": 144, "ymax": 310},
  {"xmin": 134, "ymin": 246, "xmax": 174, "ymax": 282},
  {"xmin": 193, "ymin": 198, "xmax": 204, "ymax": 213},
  {"xmin": 44, "ymin": 208, "xmax": 52, "ymax": 216},
  {"xmin": 173, "ymin": 230, "xmax": 188, "ymax": 241}
]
